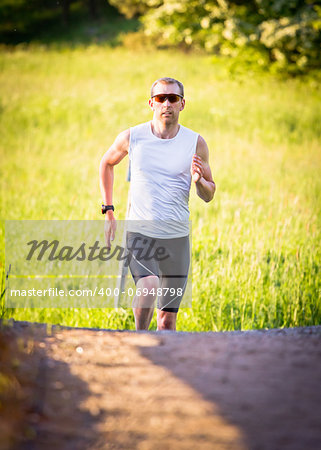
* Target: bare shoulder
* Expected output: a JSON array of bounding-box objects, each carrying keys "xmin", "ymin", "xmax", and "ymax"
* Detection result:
[
  {"xmin": 113, "ymin": 129, "xmax": 130, "ymax": 152},
  {"xmin": 196, "ymin": 135, "xmax": 210, "ymax": 160},
  {"xmin": 102, "ymin": 129, "xmax": 130, "ymax": 166}
]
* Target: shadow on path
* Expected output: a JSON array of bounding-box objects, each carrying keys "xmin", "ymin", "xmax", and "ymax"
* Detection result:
[
  {"xmin": 139, "ymin": 327, "xmax": 321, "ymax": 450},
  {"xmin": 0, "ymin": 321, "xmax": 105, "ymax": 450},
  {"xmin": 3, "ymin": 321, "xmax": 321, "ymax": 449}
]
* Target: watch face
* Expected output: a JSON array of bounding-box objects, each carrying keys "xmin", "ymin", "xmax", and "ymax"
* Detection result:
[{"xmin": 101, "ymin": 205, "xmax": 113, "ymax": 213}]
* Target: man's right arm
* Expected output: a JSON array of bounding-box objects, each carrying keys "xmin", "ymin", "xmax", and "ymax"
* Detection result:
[{"xmin": 99, "ymin": 129, "xmax": 130, "ymax": 246}]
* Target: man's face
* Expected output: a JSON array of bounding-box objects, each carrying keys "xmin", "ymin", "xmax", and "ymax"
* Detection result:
[{"xmin": 149, "ymin": 82, "xmax": 185, "ymax": 124}]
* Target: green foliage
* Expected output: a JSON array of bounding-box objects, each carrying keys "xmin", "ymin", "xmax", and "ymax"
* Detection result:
[
  {"xmin": 258, "ymin": 1, "xmax": 321, "ymax": 71},
  {"xmin": 108, "ymin": 0, "xmax": 162, "ymax": 19},
  {"xmin": 111, "ymin": 0, "xmax": 321, "ymax": 73}
]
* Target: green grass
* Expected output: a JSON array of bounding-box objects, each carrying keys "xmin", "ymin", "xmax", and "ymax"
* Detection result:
[{"xmin": 0, "ymin": 45, "xmax": 320, "ymax": 331}]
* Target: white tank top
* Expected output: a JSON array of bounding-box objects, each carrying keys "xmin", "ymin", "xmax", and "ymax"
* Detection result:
[{"xmin": 128, "ymin": 121, "xmax": 199, "ymax": 238}]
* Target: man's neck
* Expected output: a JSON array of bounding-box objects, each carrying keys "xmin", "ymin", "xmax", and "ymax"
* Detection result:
[{"xmin": 151, "ymin": 120, "xmax": 180, "ymax": 139}]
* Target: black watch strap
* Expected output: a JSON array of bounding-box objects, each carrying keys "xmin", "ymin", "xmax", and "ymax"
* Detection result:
[{"xmin": 101, "ymin": 204, "xmax": 114, "ymax": 214}]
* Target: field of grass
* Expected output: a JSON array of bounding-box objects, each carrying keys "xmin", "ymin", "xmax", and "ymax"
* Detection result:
[{"xmin": 1, "ymin": 45, "xmax": 320, "ymax": 331}]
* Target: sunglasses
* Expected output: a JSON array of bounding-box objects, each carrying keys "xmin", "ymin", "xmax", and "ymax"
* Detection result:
[{"xmin": 151, "ymin": 94, "xmax": 183, "ymax": 103}]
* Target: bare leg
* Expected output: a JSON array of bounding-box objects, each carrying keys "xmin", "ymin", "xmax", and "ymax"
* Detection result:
[
  {"xmin": 133, "ymin": 307, "xmax": 154, "ymax": 330},
  {"xmin": 157, "ymin": 309, "xmax": 177, "ymax": 331},
  {"xmin": 132, "ymin": 276, "xmax": 159, "ymax": 331}
]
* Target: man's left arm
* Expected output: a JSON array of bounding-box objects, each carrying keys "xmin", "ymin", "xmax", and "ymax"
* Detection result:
[{"xmin": 191, "ymin": 135, "xmax": 216, "ymax": 202}]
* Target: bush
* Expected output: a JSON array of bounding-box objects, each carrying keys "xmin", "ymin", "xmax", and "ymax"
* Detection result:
[{"xmin": 110, "ymin": 0, "xmax": 321, "ymax": 73}]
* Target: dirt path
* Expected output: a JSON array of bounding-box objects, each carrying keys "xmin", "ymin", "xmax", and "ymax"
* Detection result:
[{"xmin": 1, "ymin": 321, "xmax": 321, "ymax": 450}]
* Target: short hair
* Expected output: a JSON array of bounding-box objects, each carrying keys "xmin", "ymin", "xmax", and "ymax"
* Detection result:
[{"xmin": 151, "ymin": 77, "xmax": 184, "ymax": 98}]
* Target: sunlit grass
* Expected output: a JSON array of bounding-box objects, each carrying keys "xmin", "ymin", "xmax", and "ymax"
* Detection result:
[{"xmin": 1, "ymin": 46, "xmax": 320, "ymax": 331}]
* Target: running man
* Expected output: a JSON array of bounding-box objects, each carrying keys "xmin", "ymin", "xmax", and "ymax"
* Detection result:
[{"xmin": 99, "ymin": 77, "xmax": 215, "ymax": 331}]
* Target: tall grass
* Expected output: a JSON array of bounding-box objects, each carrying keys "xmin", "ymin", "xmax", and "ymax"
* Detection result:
[{"xmin": 1, "ymin": 46, "xmax": 320, "ymax": 331}]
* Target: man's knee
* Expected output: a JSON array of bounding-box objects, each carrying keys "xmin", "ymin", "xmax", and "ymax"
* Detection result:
[
  {"xmin": 137, "ymin": 275, "xmax": 159, "ymax": 294},
  {"xmin": 157, "ymin": 310, "xmax": 177, "ymax": 331},
  {"xmin": 134, "ymin": 276, "xmax": 159, "ymax": 308}
]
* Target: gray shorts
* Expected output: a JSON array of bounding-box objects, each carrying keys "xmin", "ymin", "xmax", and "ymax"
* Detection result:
[{"xmin": 126, "ymin": 232, "xmax": 190, "ymax": 312}]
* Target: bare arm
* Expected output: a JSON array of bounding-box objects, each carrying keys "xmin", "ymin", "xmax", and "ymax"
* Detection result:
[
  {"xmin": 99, "ymin": 129, "xmax": 130, "ymax": 246},
  {"xmin": 191, "ymin": 135, "xmax": 216, "ymax": 203},
  {"xmin": 99, "ymin": 129, "xmax": 130, "ymax": 207}
]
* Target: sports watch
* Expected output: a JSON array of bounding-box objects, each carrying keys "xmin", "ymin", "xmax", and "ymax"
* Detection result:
[{"xmin": 101, "ymin": 204, "xmax": 114, "ymax": 214}]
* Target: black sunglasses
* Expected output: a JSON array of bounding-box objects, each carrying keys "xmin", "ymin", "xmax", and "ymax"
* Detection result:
[{"xmin": 152, "ymin": 93, "xmax": 183, "ymax": 103}]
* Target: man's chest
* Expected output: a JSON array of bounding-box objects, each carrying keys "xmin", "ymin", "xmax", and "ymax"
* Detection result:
[{"xmin": 132, "ymin": 141, "xmax": 193, "ymax": 178}]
